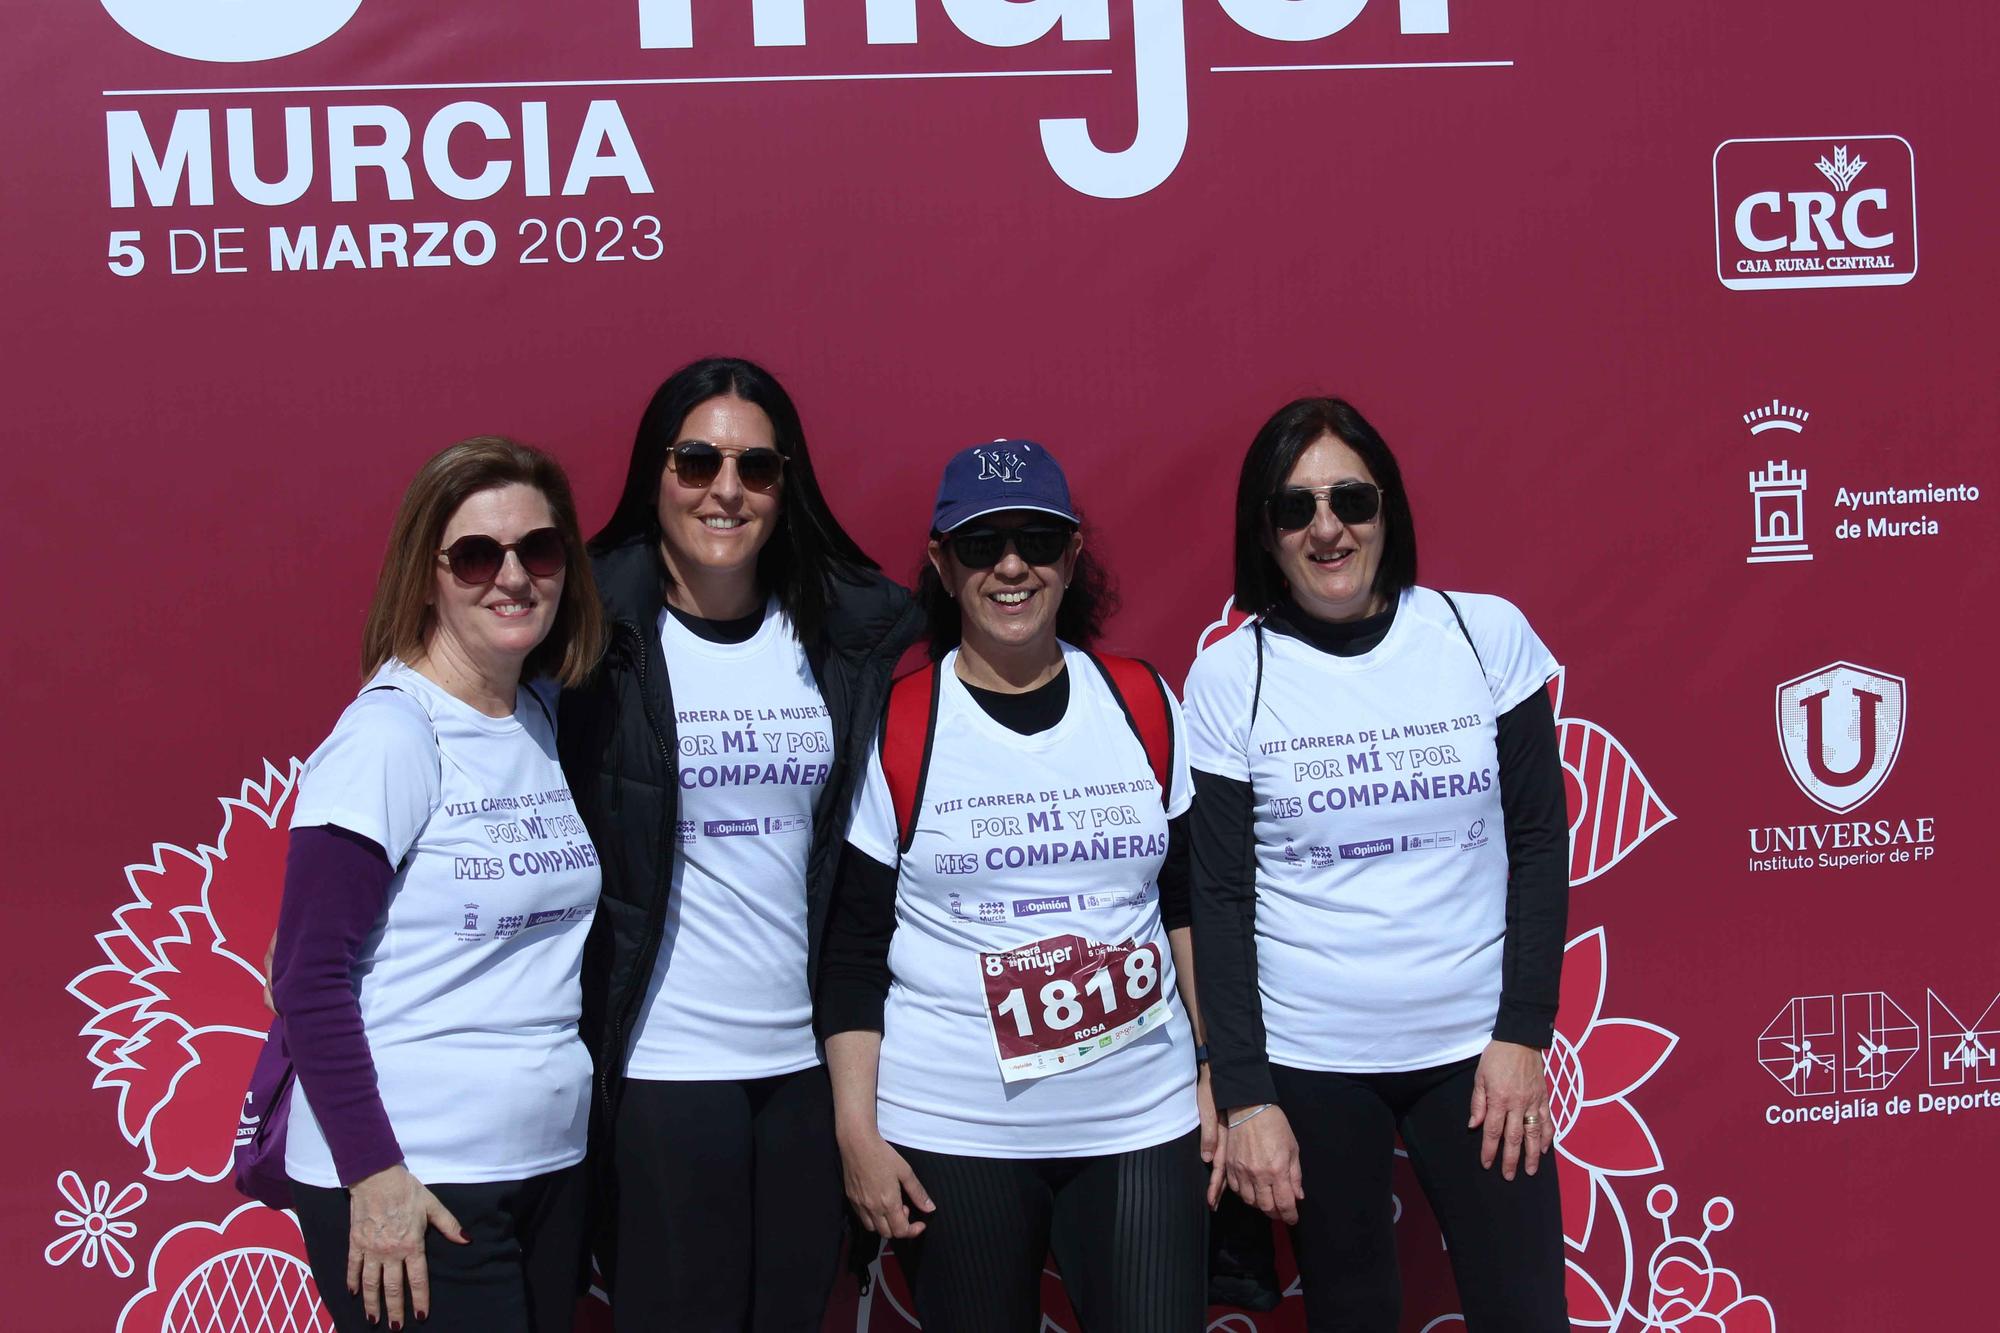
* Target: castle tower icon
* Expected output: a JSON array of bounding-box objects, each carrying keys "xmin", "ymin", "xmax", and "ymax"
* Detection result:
[
  {"xmin": 1748, "ymin": 460, "xmax": 1811, "ymax": 563},
  {"xmin": 1744, "ymin": 399, "xmax": 1813, "ymax": 564}
]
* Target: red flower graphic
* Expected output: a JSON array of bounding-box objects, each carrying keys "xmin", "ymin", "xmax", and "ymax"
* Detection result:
[
  {"xmin": 1644, "ymin": 1190, "xmax": 1776, "ymax": 1333},
  {"xmin": 68, "ymin": 761, "xmax": 302, "ymax": 1182},
  {"xmin": 116, "ymin": 1202, "xmax": 331, "ymax": 1333},
  {"xmin": 1196, "ymin": 597, "xmax": 1251, "ymax": 654},
  {"xmin": 1551, "ymin": 669, "xmax": 1676, "ymax": 886},
  {"xmin": 1545, "ymin": 928, "xmax": 1677, "ymax": 1251}
]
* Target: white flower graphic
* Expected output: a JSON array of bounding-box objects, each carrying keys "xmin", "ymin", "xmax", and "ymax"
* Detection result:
[{"xmin": 45, "ymin": 1170, "xmax": 146, "ymax": 1279}]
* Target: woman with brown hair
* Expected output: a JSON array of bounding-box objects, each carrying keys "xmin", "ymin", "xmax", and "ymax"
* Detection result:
[{"xmin": 271, "ymin": 437, "xmax": 605, "ymax": 1333}]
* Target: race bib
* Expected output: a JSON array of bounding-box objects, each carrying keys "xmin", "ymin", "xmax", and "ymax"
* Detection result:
[{"xmin": 979, "ymin": 933, "xmax": 1172, "ymax": 1084}]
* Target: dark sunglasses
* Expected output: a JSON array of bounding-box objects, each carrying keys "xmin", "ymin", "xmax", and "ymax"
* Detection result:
[
  {"xmin": 667, "ymin": 440, "xmax": 786, "ymax": 493},
  {"xmin": 946, "ymin": 524, "xmax": 1075, "ymax": 569},
  {"xmin": 438, "ymin": 527, "xmax": 567, "ymax": 584},
  {"xmin": 1266, "ymin": 482, "xmax": 1383, "ymax": 532}
]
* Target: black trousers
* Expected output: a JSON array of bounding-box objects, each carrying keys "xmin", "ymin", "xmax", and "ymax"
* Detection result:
[
  {"xmin": 293, "ymin": 1163, "xmax": 584, "ymax": 1333},
  {"xmin": 611, "ymin": 1065, "xmax": 845, "ymax": 1332},
  {"xmin": 1272, "ymin": 1058, "xmax": 1567, "ymax": 1333},
  {"xmin": 892, "ymin": 1129, "xmax": 1208, "ymax": 1333}
]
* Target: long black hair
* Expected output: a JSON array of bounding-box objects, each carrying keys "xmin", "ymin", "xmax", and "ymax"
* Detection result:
[
  {"xmin": 1231, "ymin": 396, "xmax": 1419, "ymax": 615},
  {"xmin": 590, "ymin": 356, "xmax": 877, "ymax": 643},
  {"xmin": 913, "ymin": 519, "xmax": 1118, "ymax": 659}
]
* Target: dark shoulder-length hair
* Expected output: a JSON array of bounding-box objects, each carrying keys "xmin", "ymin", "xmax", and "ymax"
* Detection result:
[
  {"xmin": 589, "ymin": 355, "xmax": 877, "ymax": 643},
  {"xmin": 913, "ymin": 518, "xmax": 1118, "ymax": 659},
  {"xmin": 1232, "ymin": 396, "xmax": 1419, "ymax": 615},
  {"xmin": 361, "ymin": 436, "xmax": 605, "ymax": 687}
]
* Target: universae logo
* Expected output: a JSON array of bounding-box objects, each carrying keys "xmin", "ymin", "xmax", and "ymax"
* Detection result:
[
  {"xmin": 1773, "ymin": 661, "xmax": 1906, "ymax": 814},
  {"xmin": 1713, "ymin": 135, "xmax": 1917, "ymax": 290}
]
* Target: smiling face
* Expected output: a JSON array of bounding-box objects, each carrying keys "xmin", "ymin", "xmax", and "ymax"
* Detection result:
[
  {"xmin": 929, "ymin": 510, "xmax": 1082, "ymax": 665},
  {"xmin": 428, "ymin": 483, "xmax": 565, "ymax": 676},
  {"xmin": 656, "ymin": 393, "xmax": 782, "ymax": 606},
  {"xmin": 1268, "ymin": 434, "xmax": 1388, "ymax": 623}
]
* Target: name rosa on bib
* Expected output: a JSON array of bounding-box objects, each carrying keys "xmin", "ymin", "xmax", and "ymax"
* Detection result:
[{"xmin": 980, "ymin": 933, "xmax": 1170, "ymax": 1084}]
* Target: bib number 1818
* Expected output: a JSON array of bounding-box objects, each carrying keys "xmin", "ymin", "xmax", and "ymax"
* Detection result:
[{"xmin": 979, "ymin": 933, "xmax": 1172, "ymax": 1083}]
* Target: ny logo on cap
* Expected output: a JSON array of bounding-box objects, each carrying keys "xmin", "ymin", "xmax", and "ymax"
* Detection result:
[{"xmin": 975, "ymin": 446, "xmax": 1027, "ymax": 484}]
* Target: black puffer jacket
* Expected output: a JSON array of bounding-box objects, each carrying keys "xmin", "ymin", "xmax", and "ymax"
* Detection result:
[{"xmin": 557, "ymin": 536, "xmax": 921, "ymax": 1282}]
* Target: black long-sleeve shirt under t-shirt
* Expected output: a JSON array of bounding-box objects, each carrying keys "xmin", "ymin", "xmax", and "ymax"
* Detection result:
[
  {"xmin": 1190, "ymin": 599, "xmax": 1570, "ymax": 1112},
  {"xmin": 814, "ymin": 666, "xmax": 1192, "ymax": 1039}
]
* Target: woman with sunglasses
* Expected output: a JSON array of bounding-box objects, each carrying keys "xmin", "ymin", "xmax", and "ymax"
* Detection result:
[
  {"xmin": 817, "ymin": 441, "xmax": 1216, "ymax": 1332},
  {"xmin": 1183, "ymin": 398, "xmax": 1569, "ymax": 1331},
  {"xmin": 558, "ymin": 356, "xmax": 922, "ymax": 1330},
  {"xmin": 272, "ymin": 438, "xmax": 604, "ymax": 1333}
]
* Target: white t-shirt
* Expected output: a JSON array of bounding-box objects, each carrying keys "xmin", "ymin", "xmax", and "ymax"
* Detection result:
[
  {"xmin": 1183, "ymin": 588, "xmax": 1558, "ymax": 1073},
  {"xmin": 624, "ymin": 603, "xmax": 831, "ymax": 1080},
  {"xmin": 285, "ymin": 661, "xmax": 598, "ymax": 1187},
  {"xmin": 848, "ymin": 644, "xmax": 1199, "ymax": 1158}
]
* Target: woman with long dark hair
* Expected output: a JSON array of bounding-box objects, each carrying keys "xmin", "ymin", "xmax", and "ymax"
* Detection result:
[
  {"xmin": 558, "ymin": 356, "xmax": 921, "ymax": 1330},
  {"xmin": 1184, "ymin": 397, "xmax": 1569, "ymax": 1331},
  {"xmin": 817, "ymin": 440, "xmax": 1220, "ymax": 1332}
]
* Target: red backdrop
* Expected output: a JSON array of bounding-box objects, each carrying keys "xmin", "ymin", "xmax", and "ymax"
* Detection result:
[{"xmin": 7, "ymin": 2, "xmax": 1994, "ymax": 1329}]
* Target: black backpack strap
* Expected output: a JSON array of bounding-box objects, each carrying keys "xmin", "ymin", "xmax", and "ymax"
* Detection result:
[
  {"xmin": 523, "ymin": 682, "xmax": 556, "ymax": 732},
  {"xmin": 1438, "ymin": 590, "xmax": 1486, "ymax": 674},
  {"xmin": 1250, "ymin": 619, "xmax": 1267, "ymax": 728}
]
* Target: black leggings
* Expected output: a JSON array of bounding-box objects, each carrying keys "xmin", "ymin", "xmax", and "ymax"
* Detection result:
[
  {"xmin": 1272, "ymin": 1058, "xmax": 1566, "ymax": 1333},
  {"xmin": 293, "ymin": 1163, "xmax": 584, "ymax": 1333},
  {"xmin": 892, "ymin": 1130, "xmax": 1208, "ymax": 1333},
  {"xmin": 612, "ymin": 1065, "xmax": 845, "ymax": 1332}
]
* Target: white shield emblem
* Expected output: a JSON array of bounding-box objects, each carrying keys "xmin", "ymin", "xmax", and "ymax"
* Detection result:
[{"xmin": 1774, "ymin": 661, "xmax": 1907, "ymax": 813}]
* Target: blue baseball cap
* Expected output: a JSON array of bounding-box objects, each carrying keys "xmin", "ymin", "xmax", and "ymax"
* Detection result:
[{"xmin": 931, "ymin": 439, "xmax": 1078, "ymax": 535}]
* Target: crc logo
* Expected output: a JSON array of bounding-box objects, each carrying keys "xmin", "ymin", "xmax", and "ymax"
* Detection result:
[
  {"xmin": 1774, "ymin": 661, "xmax": 1906, "ymax": 813},
  {"xmin": 1758, "ymin": 990, "xmax": 1998, "ymax": 1096},
  {"xmin": 101, "ymin": 0, "xmax": 363, "ymax": 62},
  {"xmin": 1712, "ymin": 135, "xmax": 1917, "ymax": 290}
]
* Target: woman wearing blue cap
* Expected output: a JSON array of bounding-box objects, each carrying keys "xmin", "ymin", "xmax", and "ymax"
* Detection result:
[{"xmin": 817, "ymin": 441, "xmax": 1219, "ymax": 1332}]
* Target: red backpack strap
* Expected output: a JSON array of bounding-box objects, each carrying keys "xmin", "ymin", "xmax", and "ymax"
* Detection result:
[
  {"xmin": 1083, "ymin": 651, "xmax": 1175, "ymax": 807},
  {"xmin": 880, "ymin": 662, "xmax": 942, "ymax": 854}
]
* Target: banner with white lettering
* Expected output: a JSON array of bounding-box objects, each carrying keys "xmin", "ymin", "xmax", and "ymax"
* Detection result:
[{"xmin": 7, "ymin": 3, "xmax": 1993, "ymax": 1329}]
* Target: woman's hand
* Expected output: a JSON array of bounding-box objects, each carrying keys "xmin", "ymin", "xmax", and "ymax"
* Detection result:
[
  {"xmin": 1197, "ymin": 1064, "xmax": 1228, "ymax": 1208},
  {"xmin": 1224, "ymin": 1104, "xmax": 1303, "ymax": 1224},
  {"xmin": 1468, "ymin": 1040, "xmax": 1553, "ymax": 1180},
  {"xmin": 346, "ymin": 1164, "xmax": 468, "ymax": 1328},
  {"xmin": 837, "ymin": 1129, "xmax": 935, "ymax": 1240}
]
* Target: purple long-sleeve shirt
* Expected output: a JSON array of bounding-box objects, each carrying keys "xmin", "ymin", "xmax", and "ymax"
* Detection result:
[{"xmin": 270, "ymin": 824, "xmax": 404, "ymax": 1186}]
